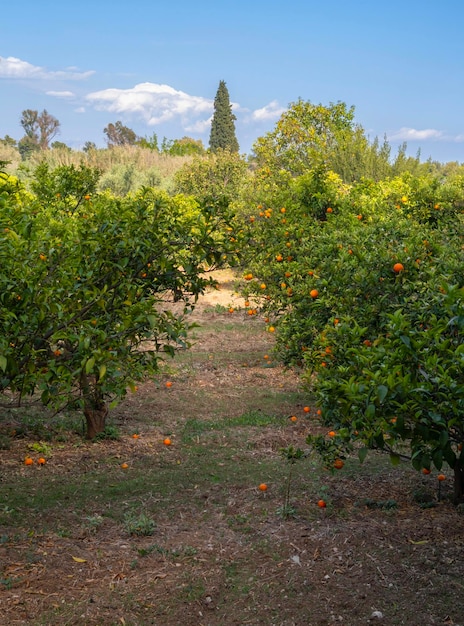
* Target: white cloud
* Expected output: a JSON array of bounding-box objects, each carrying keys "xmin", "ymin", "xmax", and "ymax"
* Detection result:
[
  {"xmin": 185, "ymin": 117, "xmax": 213, "ymax": 133},
  {"xmin": 46, "ymin": 90, "xmax": 75, "ymax": 98},
  {"xmin": 388, "ymin": 127, "xmax": 444, "ymax": 141},
  {"xmin": 75, "ymin": 107, "xmax": 86, "ymax": 113},
  {"xmin": 251, "ymin": 100, "xmax": 286, "ymax": 121},
  {"xmin": 387, "ymin": 127, "xmax": 464, "ymax": 144},
  {"xmin": 86, "ymin": 82, "xmax": 213, "ymax": 128},
  {"xmin": 0, "ymin": 56, "xmax": 94, "ymax": 80}
]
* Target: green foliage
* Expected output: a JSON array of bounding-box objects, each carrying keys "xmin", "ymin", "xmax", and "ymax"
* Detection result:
[
  {"xmin": 0, "ymin": 163, "xmax": 237, "ymax": 438},
  {"xmin": 209, "ymin": 80, "xmax": 239, "ymax": 153},
  {"xmin": 238, "ymin": 164, "xmax": 464, "ymax": 501},
  {"xmin": 97, "ymin": 163, "xmax": 161, "ymax": 196},
  {"xmin": 104, "ymin": 121, "xmax": 139, "ymax": 147},
  {"xmin": 161, "ymin": 136, "xmax": 206, "ymax": 156},
  {"xmin": 123, "ymin": 511, "xmax": 156, "ymax": 536},
  {"xmin": 173, "ymin": 149, "xmax": 248, "ymax": 205},
  {"xmin": 19, "ymin": 109, "xmax": 60, "ymax": 151}
]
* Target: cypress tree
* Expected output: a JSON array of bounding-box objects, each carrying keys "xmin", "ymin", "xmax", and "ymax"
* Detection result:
[{"xmin": 209, "ymin": 80, "xmax": 239, "ymax": 153}]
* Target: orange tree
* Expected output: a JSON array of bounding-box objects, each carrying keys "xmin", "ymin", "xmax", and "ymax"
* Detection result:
[
  {"xmin": 0, "ymin": 163, "xmax": 238, "ymax": 438},
  {"xmin": 239, "ymin": 168, "xmax": 464, "ymax": 502}
]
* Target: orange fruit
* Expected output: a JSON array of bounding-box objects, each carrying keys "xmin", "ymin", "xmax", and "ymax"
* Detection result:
[
  {"xmin": 422, "ymin": 468, "xmax": 431, "ymax": 475},
  {"xmin": 258, "ymin": 483, "xmax": 268, "ymax": 491},
  {"xmin": 37, "ymin": 457, "xmax": 46, "ymax": 465},
  {"xmin": 39, "ymin": 253, "xmax": 47, "ymax": 261},
  {"xmin": 316, "ymin": 409, "xmax": 322, "ymax": 416},
  {"xmin": 290, "ymin": 416, "xmax": 298, "ymax": 423},
  {"xmin": 326, "ymin": 207, "xmax": 333, "ymax": 213},
  {"xmin": 303, "ymin": 406, "xmax": 311, "ymax": 413},
  {"xmin": 53, "ymin": 349, "xmax": 61, "ymax": 357},
  {"xmin": 121, "ymin": 462, "xmax": 129, "ymax": 469},
  {"xmin": 260, "ymin": 283, "xmax": 266, "ymax": 290},
  {"xmin": 328, "ymin": 431, "xmax": 336, "ymax": 437},
  {"xmin": 24, "ymin": 457, "xmax": 34, "ymax": 466},
  {"xmin": 280, "ymin": 207, "xmax": 286, "ymax": 213},
  {"xmin": 244, "ymin": 273, "xmax": 253, "ymax": 281},
  {"xmin": 228, "ymin": 307, "xmax": 234, "ymax": 314},
  {"xmin": 163, "ymin": 438, "xmax": 172, "ymax": 446},
  {"xmin": 393, "ymin": 263, "xmax": 404, "ymax": 273},
  {"xmin": 268, "ymin": 326, "xmax": 275, "ymax": 333},
  {"xmin": 276, "ymin": 254, "xmax": 283, "ymax": 262},
  {"xmin": 357, "ymin": 214, "xmax": 363, "ymax": 220},
  {"xmin": 310, "ymin": 289, "xmax": 319, "ymax": 299},
  {"xmin": 132, "ymin": 434, "xmax": 140, "ymax": 439},
  {"xmin": 84, "ymin": 194, "xmax": 91, "ymax": 200},
  {"xmin": 333, "ymin": 318, "xmax": 340, "ymax": 326},
  {"xmin": 317, "ymin": 499, "xmax": 327, "ymax": 508},
  {"xmin": 333, "ymin": 459, "xmax": 344, "ymax": 470},
  {"xmin": 165, "ymin": 381, "xmax": 173, "ymax": 388},
  {"xmin": 437, "ymin": 474, "xmax": 446, "ymax": 481}
]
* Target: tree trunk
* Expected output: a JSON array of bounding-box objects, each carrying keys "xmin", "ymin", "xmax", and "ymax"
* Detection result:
[
  {"xmin": 84, "ymin": 402, "xmax": 108, "ymax": 440},
  {"xmin": 454, "ymin": 465, "xmax": 464, "ymax": 505},
  {"xmin": 80, "ymin": 372, "xmax": 108, "ymax": 439}
]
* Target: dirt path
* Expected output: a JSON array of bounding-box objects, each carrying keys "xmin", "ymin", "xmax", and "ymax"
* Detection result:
[{"xmin": 1, "ymin": 270, "xmax": 464, "ymax": 626}]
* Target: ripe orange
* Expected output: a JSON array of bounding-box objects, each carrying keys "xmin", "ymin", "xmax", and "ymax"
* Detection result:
[
  {"xmin": 24, "ymin": 457, "xmax": 34, "ymax": 466},
  {"xmin": 326, "ymin": 207, "xmax": 333, "ymax": 213},
  {"xmin": 259, "ymin": 483, "xmax": 268, "ymax": 491},
  {"xmin": 228, "ymin": 307, "xmax": 234, "ymax": 314},
  {"xmin": 268, "ymin": 326, "xmax": 275, "ymax": 333},
  {"xmin": 393, "ymin": 263, "xmax": 404, "ymax": 273},
  {"xmin": 244, "ymin": 273, "xmax": 253, "ymax": 281},
  {"xmin": 310, "ymin": 289, "xmax": 319, "ymax": 299},
  {"xmin": 437, "ymin": 474, "xmax": 446, "ymax": 481},
  {"xmin": 37, "ymin": 457, "xmax": 46, "ymax": 465},
  {"xmin": 165, "ymin": 381, "xmax": 173, "ymax": 388},
  {"xmin": 260, "ymin": 283, "xmax": 266, "ymax": 290},
  {"xmin": 121, "ymin": 462, "xmax": 129, "ymax": 469},
  {"xmin": 53, "ymin": 349, "xmax": 61, "ymax": 357},
  {"xmin": 244, "ymin": 301, "xmax": 250, "ymax": 307},
  {"xmin": 280, "ymin": 207, "xmax": 286, "ymax": 213},
  {"xmin": 357, "ymin": 214, "xmax": 363, "ymax": 220},
  {"xmin": 316, "ymin": 409, "xmax": 322, "ymax": 416},
  {"xmin": 333, "ymin": 318, "xmax": 340, "ymax": 326},
  {"xmin": 303, "ymin": 406, "xmax": 311, "ymax": 413},
  {"xmin": 284, "ymin": 271, "xmax": 292, "ymax": 278},
  {"xmin": 163, "ymin": 438, "xmax": 172, "ymax": 446},
  {"xmin": 132, "ymin": 434, "xmax": 140, "ymax": 439},
  {"xmin": 333, "ymin": 459, "xmax": 344, "ymax": 470},
  {"xmin": 84, "ymin": 194, "xmax": 91, "ymax": 200},
  {"xmin": 39, "ymin": 253, "xmax": 47, "ymax": 261},
  {"xmin": 290, "ymin": 416, "xmax": 298, "ymax": 423},
  {"xmin": 422, "ymin": 468, "xmax": 431, "ymax": 475},
  {"xmin": 328, "ymin": 431, "xmax": 336, "ymax": 437},
  {"xmin": 317, "ymin": 499, "xmax": 327, "ymax": 508},
  {"xmin": 276, "ymin": 254, "xmax": 283, "ymax": 262}
]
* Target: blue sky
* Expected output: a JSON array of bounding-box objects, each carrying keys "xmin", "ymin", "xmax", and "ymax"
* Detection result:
[{"xmin": 1, "ymin": 0, "xmax": 463, "ymax": 162}]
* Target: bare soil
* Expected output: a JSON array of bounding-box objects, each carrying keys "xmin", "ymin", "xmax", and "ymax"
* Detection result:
[{"xmin": 1, "ymin": 270, "xmax": 464, "ymax": 626}]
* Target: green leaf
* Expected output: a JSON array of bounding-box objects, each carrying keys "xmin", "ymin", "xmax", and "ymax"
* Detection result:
[
  {"xmin": 0, "ymin": 355, "xmax": 7, "ymax": 372},
  {"xmin": 376, "ymin": 385, "xmax": 388, "ymax": 404},
  {"xmin": 98, "ymin": 364, "xmax": 107, "ymax": 381},
  {"xmin": 358, "ymin": 447, "xmax": 369, "ymax": 463},
  {"xmin": 85, "ymin": 357, "xmax": 95, "ymax": 374}
]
